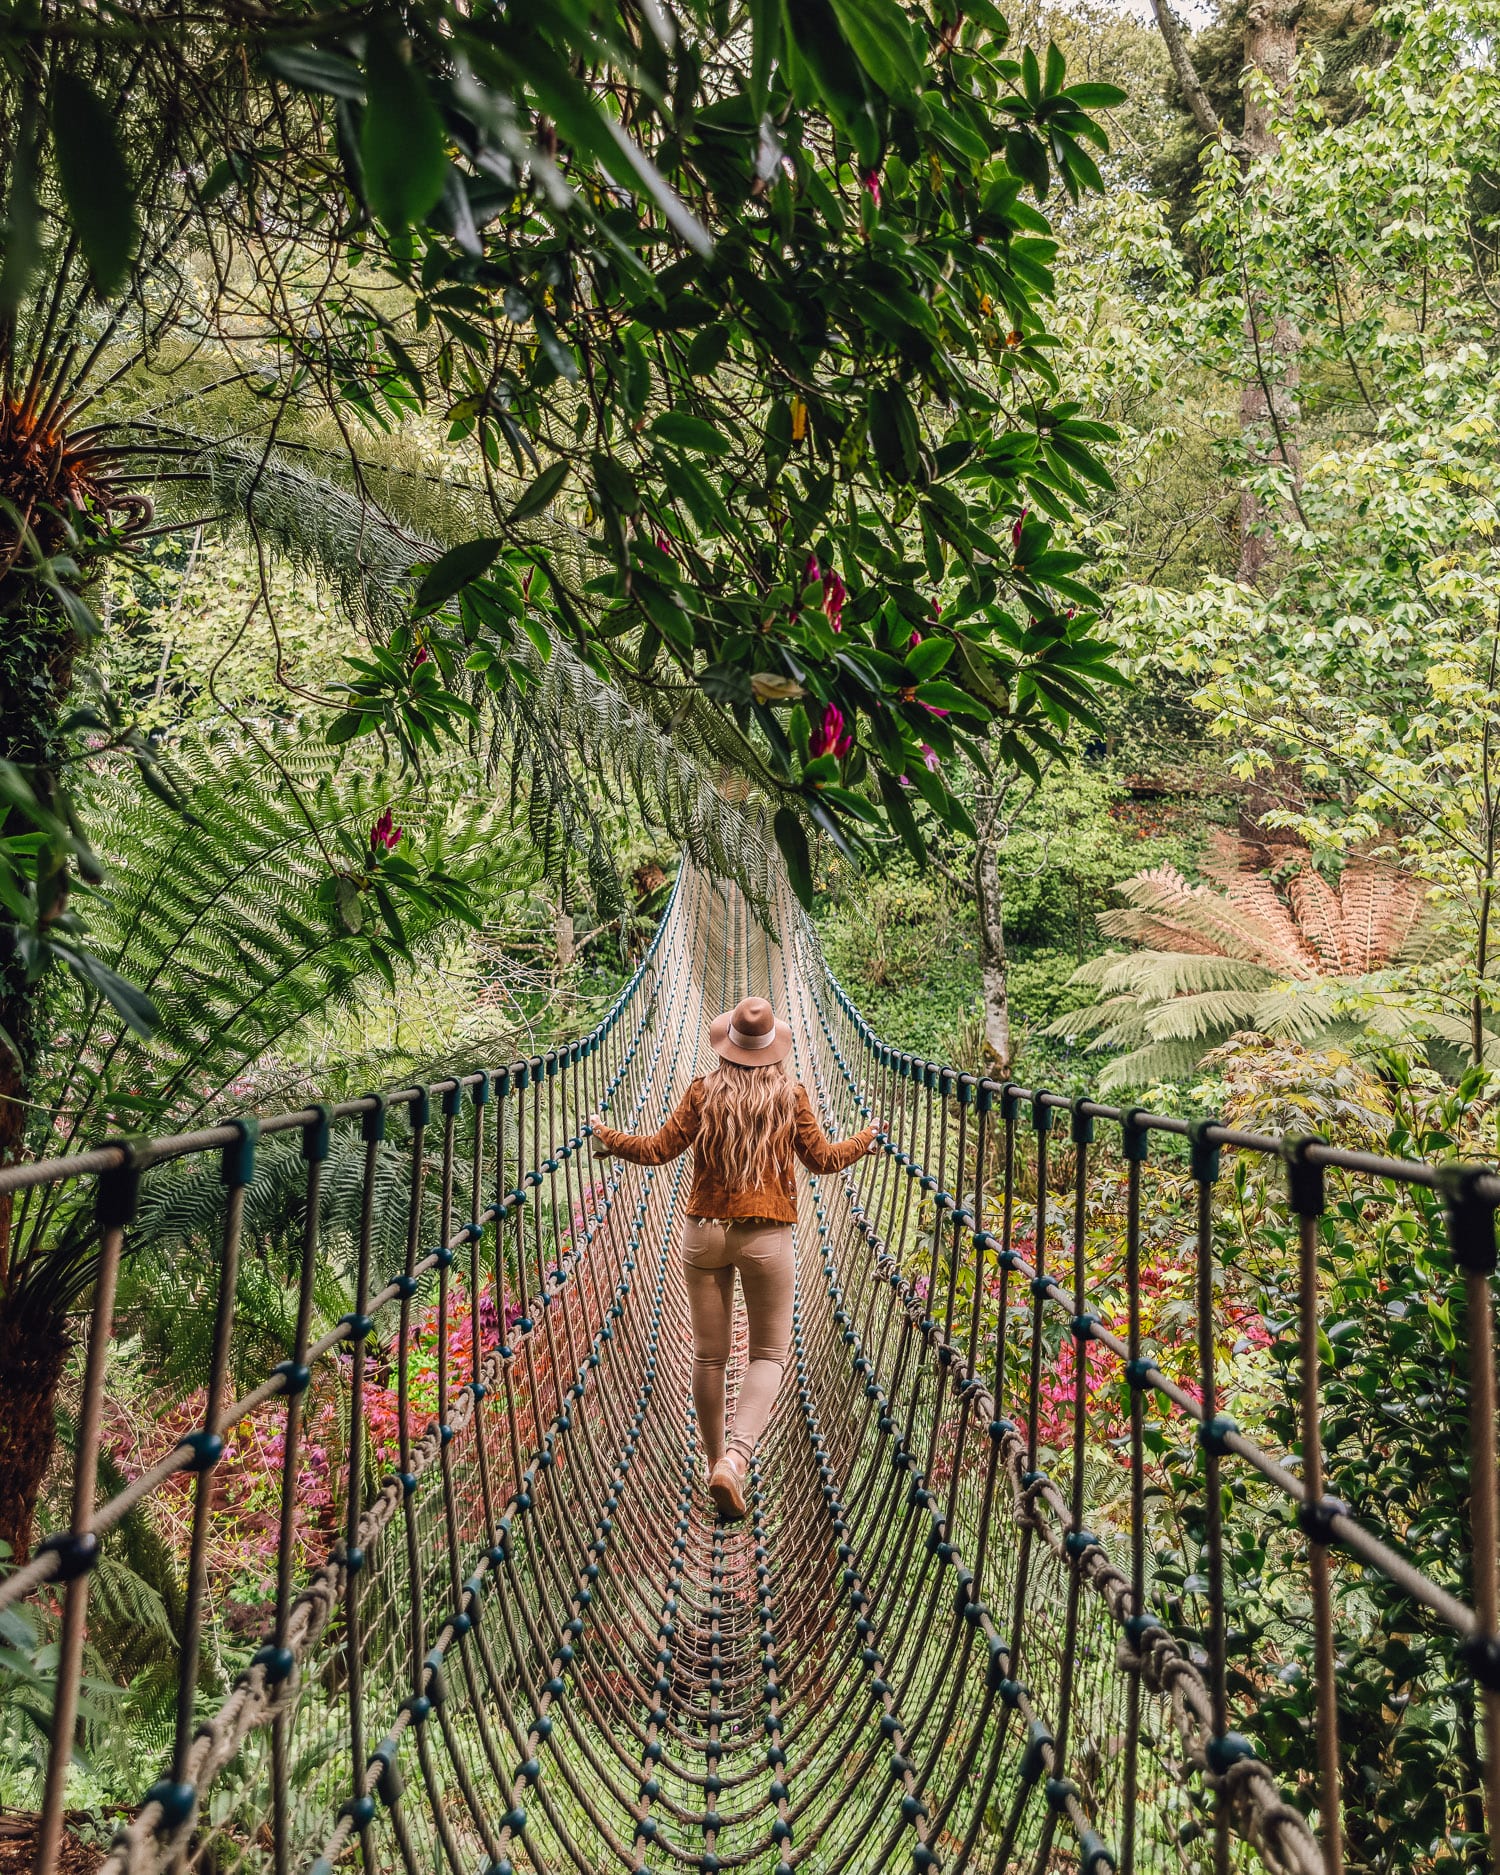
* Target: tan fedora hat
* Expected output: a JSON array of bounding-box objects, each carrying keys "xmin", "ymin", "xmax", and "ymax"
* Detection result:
[{"xmin": 708, "ymin": 995, "xmax": 792, "ymax": 1068}]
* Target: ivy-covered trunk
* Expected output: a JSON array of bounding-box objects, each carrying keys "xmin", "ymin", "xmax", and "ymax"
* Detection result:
[
  {"xmin": 975, "ymin": 822, "xmax": 1012, "ymax": 1073},
  {"xmin": 0, "ymin": 1292, "xmax": 69, "ymax": 1561},
  {"xmin": 0, "ymin": 577, "xmax": 86, "ymax": 1559},
  {"xmin": 1237, "ymin": 0, "xmax": 1301, "ymax": 582}
]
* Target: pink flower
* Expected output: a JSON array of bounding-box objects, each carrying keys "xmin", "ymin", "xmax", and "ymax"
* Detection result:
[
  {"xmin": 920, "ymin": 742, "xmax": 940, "ymax": 772},
  {"xmin": 810, "ymin": 702, "xmax": 854, "ymax": 760},
  {"xmin": 412, "ymin": 645, "xmax": 431, "ymax": 668},
  {"xmin": 655, "ymin": 529, "xmax": 672, "ymax": 556},
  {"xmin": 823, "ymin": 568, "xmax": 846, "ymax": 632},
  {"xmin": 802, "ymin": 554, "xmax": 846, "ymax": 632},
  {"xmin": 909, "ymin": 629, "xmax": 923, "ymax": 648},
  {"xmin": 1011, "ymin": 507, "xmax": 1029, "ymax": 549},
  {"xmin": 862, "ymin": 169, "xmax": 882, "ymax": 208},
  {"xmin": 369, "ymin": 807, "xmax": 402, "ymax": 852}
]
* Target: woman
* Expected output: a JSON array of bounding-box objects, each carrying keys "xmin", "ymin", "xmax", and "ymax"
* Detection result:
[{"xmin": 589, "ymin": 995, "xmax": 876, "ymax": 1520}]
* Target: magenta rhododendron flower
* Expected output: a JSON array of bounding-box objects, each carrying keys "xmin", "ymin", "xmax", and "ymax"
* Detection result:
[
  {"xmin": 920, "ymin": 742, "xmax": 940, "ymax": 772},
  {"xmin": 822, "ymin": 567, "xmax": 846, "ymax": 631},
  {"xmin": 369, "ymin": 807, "xmax": 402, "ymax": 852},
  {"xmin": 801, "ymin": 554, "xmax": 846, "ymax": 631},
  {"xmin": 862, "ymin": 169, "xmax": 882, "ymax": 208},
  {"xmin": 1011, "ymin": 506, "xmax": 1029, "ymax": 549},
  {"xmin": 810, "ymin": 702, "xmax": 854, "ymax": 760}
]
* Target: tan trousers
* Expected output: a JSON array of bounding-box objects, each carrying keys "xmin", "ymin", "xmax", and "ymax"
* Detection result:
[{"xmin": 681, "ymin": 1217, "xmax": 794, "ymax": 1468}]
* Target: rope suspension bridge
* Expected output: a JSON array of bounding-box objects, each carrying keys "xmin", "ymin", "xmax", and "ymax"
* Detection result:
[{"xmin": 6, "ymin": 863, "xmax": 1500, "ymax": 1875}]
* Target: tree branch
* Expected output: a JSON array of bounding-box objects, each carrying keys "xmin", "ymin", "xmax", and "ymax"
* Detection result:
[{"xmin": 1150, "ymin": 0, "xmax": 1240, "ymax": 150}]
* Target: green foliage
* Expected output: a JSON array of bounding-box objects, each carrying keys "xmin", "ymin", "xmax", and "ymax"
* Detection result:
[
  {"xmin": 1153, "ymin": 1049, "xmax": 1497, "ymax": 1870},
  {"xmin": 1048, "ymin": 833, "xmax": 1469, "ymax": 1090},
  {"xmin": 0, "ymin": 0, "xmax": 1131, "ymax": 991},
  {"xmin": 1116, "ymin": 0, "xmax": 1500, "ymax": 1029},
  {"xmin": 2, "ymin": 730, "xmax": 533, "ymax": 1326}
]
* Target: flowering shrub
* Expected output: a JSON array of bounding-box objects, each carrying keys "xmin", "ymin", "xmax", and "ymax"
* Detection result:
[{"xmin": 98, "ymin": 1263, "xmax": 567, "ymax": 1615}]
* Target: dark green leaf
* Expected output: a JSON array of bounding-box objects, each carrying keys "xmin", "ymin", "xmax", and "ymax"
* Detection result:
[
  {"xmin": 326, "ymin": 711, "xmax": 371, "ymax": 745},
  {"xmin": 371, "ymin": 883, "xmax": 409, "ymax": 952},
  {"xmin": 687, "ymin": 326, "xmax": 732, "ymax": 378},
  {"xmin": 650, "ymin": 411, "xmax": 733, "ymax": 456},
  {"xmin": 509, "ymin": 460, "xmax": 571, "ymax": 522},
  {"xmin": 750, "ymin": 0, "xmax": 781, "ymax": 112},
  {"xmin": 868, "ymin": 382, "xmax": 919, "ymax": 483},
  {"xmin": 415, "ymin": 538, "xmax": 505, "ymax": 615},
  {"xmin": 904, "ymin": 638, "xmax": 954, "ymax": 681},
  {"xmin": 593, "ymin": 452, "xmax": 641, "ymax": 514},
  {"xmin": 700, "ymin": 661, "xmax": 754, "ymax": 706},
  {"xmin": 774, "ymin": 807, "xmax": 815, "ymax": 907},
  {"xmin": 828, "ymin": 0, "xmax": 924, "ymax": 96},
  {"xmin": 877, "ymin": 770, "xmax": 926, "ymax": 864},
  {"xmin": 915, "ymin": 678, "xmax": 987, "ymax": 716},
  {"xmin": 263, "ymin": 45, "xmax": 365, "ymax": 100},
  {"xmin": 1005, "ymin": 128, "xmax": 1050, "ymax": 200},
  {"xmin": 1063, "ymin": 82, "xmax": 1128, "ymax": 109},
  {"xmin": 361, "ymin": 33, "xmax": 448, "ymax": 232},
  {"xmin": 50, "ymin": 940, "xmax": 158, "ymax": 1037},
  {"xmin": 51, "ymin": 73, "xmax": 136, "ymax": 295},
  {"xmin": 0, "ymin": 97, "xmax": 41, "ymax": 312}
]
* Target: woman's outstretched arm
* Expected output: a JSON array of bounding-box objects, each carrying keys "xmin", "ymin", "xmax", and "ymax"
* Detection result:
[
  {"xmin": 589, "ymin": 1080, "xmax": 702, "ymax": 1164},
  {"xmin": 791, "ymin": 1084, "xmax": 877, "ymax": 1173}
]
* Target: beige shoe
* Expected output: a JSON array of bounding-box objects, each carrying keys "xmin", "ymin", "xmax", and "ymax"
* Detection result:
[{"xmin": 708, "ymin": 1454, "xmax": 748, "ymax": 1522}]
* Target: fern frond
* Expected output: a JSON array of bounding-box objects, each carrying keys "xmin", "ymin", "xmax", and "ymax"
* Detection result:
[
  {"xmin": 1096, "ymin": 1040, "xmax": 1210, "ymax": 1093},
  {"xmin": 1283, "ymin": 862, "xmax": 1346, "ymax": 972},
  {"xmin": 40, "ymin": 731, "xmax": 534, "ymax": 1158},
  {"xmin": 1140, "ymin": 991, "xmax": 1266, "ymax": 1042},
  {"xmin": 1047, "ymin": 996, "xmax": 1157, "ymax": 1046},
  {"xmin": 1086, "ymin": 951, "xmax": 1276, "ymax": 1003},
  {"xmin": 159, "ymin": 435, "xmax": 783, "ymax": 917}
]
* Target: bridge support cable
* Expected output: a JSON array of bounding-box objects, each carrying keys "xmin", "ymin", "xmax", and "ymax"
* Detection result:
[{"xmin": 5, "ymin": 863, "xmax": 1500, "ymax": 1873}]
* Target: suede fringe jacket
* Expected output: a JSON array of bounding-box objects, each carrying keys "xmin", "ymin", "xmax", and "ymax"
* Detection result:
[{"xmin": 590, "ymin": 1078, "xmax": 874, "ymax": 1225}]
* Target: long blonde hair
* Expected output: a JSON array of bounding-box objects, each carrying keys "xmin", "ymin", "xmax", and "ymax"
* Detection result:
[{"xmin": 697, "ymin": 1059, "xmax": 798, "ymax": 1194}]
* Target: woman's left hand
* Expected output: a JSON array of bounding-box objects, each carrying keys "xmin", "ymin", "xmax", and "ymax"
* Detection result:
[{"xmin": 587, "ymin": 1113, "xmax": 612, "ymax": 1156}]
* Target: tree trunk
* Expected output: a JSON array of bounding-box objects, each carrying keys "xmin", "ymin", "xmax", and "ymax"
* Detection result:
[
  {"xmin": 975, "ymin": 824, "xmax": 1012, "ymax": 1074},
  {"xmin": 557, "ymin": 906, "xmax": 575, "ymax": 971},
  {"xmin": 0, "ymin": 1293, "xmax": 70, "ymax": 1562},
  {"xmin": 1, "ymin": 584, "xmax": 80, "ymax": 1281},
  {"xmin": 1475, "ymin": 876, "xmax": 1492, "ymax": 1069},
  {"xmin": 1237, "ymin": 0, "xmax": 1301, "ymax": 583}
]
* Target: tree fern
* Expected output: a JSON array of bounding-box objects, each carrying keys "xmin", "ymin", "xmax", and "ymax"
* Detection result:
[
  {"xmin": 5, "ymin": 731, "xmax": 531, "ymax": 1318},
  {"xmin": 140, "ymin": 433, "xmax": 783, "ymax": 917},
  {"xmin": 53, "ymin": 730, "xmax": 531, "ymax": 1136},
  {"xmin": 1050, "ymin": 836, "xmax": 1467, "ymax": 1089}
]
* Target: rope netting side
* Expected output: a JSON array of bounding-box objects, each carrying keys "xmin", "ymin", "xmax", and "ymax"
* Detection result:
[{"xmin": 793, "ymin": 891, "xmax": 1500, "ymax": 1874}]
